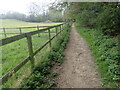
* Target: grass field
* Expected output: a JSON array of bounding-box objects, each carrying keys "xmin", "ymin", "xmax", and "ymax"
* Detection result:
[
  {"xmin": 0, "ymin": 19, "xmax": 61, "ymax": 39},
  {"xmin": 0, "ymin": 19, "xmax": 62, "ymax": 88},
  {"xmin": 0, "ymin": 19, "xmax": 61, "ymax": 28}
]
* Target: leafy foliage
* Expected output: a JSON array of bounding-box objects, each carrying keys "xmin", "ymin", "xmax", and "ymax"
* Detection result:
[
  {"xmin": 76, "ymin": 24, "xmax": 120, "ymax": 88},
  {"xmin": 63, "ymin": 2, "xmax": 120, "ymax": 35},
  {"xmin": 96, "ymin": 3, "xmax": 120, "ymax": 35},
  {"xmin": 20, "ymin": 25, "xmax": 70, "ymax": 89}
]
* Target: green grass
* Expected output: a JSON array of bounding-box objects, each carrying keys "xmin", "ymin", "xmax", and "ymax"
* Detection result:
[
  {"xmin": 75, "ymin": 24, "xmax": 120, "ymax": 88},
  {"xmin": 0, "ymin": 19, "xmax": 61, "ymax": 28},
  {"xmin": 0, "ymin": 19, "xmax": 62, "ymax": 39},
  {"xmin": 20, "ymin": 25, "xmax": 70, "ymax": 89},
  {"xmin": 1, "ymin": 19, "xmax": 62, "ymax": 88}
]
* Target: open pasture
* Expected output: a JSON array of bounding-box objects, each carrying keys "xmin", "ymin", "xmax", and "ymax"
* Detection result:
[
  {"xmin": 0, "ymin": 19, "xmax": 62, "ymax": 88},
  {"xmin": 0, "ymin": 19, "xmax": 61, "ymax": 28},
  {"xmin": 0, "ymin": 19, "xmax": 61, "ymax": 38}
]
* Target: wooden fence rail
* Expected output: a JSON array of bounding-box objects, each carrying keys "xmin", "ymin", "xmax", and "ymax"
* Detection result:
[
  {"xmin": 0, "ymin": 25, "xmax": 58, "ymax": 38},
  {"xmin": 0, "ymin": 23, "xmax": 65, "ymax": 84},
  {"xmin": 0, "ymin": 25, "xmax": 52, "ymax": 29},
  {"xmin": 0, "ymin": 32, "xmax": 57, "ymax": 35}
]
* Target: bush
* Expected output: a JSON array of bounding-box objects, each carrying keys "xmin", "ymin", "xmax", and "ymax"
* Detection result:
[
  {"xmin": 76, "ymin": 10, "xmax": 95, "ymax": 28},
  {"xmin": 74, "ymin": 3, "xmax": 120, "ymax": 36},
  {"xmin": 96, "ymin": 4, "xmax": 120, "ymax": 35}
]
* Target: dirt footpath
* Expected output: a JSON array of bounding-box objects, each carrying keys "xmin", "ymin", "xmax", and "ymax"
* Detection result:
[{"xmin": 55, "ymin": 24, "xmax": 102, "ymax": 88}]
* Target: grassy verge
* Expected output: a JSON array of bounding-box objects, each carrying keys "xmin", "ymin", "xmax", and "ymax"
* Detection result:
[
  {"xmin": 1, "ymin": 25, "xmax": 61, "ymax": 88},
  {"xmin": 19, "ymin": 25, "xmax": 70, "ymax": 88},
  {"xmin": 75, "ymin": 24, "xmax": 120, "ymax": 88}
]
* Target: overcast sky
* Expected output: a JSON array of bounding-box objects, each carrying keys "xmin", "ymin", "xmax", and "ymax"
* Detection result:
[
  {"xmin": 0, "ymin": 0, "xmax": 119, "ymax": 15},
  {"xmin": 0, "ymin": 0, "xmax": 58, "ymax": 14}
]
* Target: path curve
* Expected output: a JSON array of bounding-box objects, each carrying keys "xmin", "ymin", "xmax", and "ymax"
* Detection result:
[{"xmin": 55, "ymin": 24, "xmax": 102, "ymax": 88}]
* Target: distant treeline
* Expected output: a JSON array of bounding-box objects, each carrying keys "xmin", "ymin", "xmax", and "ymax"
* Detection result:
[{"xmin": 0, "ymin": 6, "xmax": 63, "ymax": 22}]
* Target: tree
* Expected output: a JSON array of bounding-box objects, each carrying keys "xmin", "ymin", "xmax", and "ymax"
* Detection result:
[
  {"xmin": 48, "ymin": 6, "xmax": 63, "ymax": 22},
  {"xmin": 0, "ymin": 11, "xmax": 27, "ymax": 21},
  {"xmin": 61, "ymin": 2, "xmax": 120, "ymax": 35},
  {"xmin": 28, "ymin": 2, "xmax": 40, "ymax": 22}
]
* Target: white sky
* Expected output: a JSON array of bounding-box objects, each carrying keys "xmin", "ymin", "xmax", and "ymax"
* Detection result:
[
  {"xmin": 1, "ymin": 0, "xmax": 118, "ymax": 15},
  {"xmin": 0, "ymin": 0, "xmax": 57, "ymax": 14}
]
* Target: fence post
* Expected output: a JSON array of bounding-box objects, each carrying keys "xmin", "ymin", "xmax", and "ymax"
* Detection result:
[
  {"xmin": 55, "ymin": 27, "xmax": 58, "ymax": 36},
  {"xmin": 26, "ymin": 34, "xmax": 35, "ymax": 70},
  {"xmin": 19, "ymin": 28, "xmax": 22, "ymax": 34},
  {"xmin": 62, "ymin": 24, "xmax": 64, "ymax": 31},
  {"xmin": 61, "ymin": 25, "xmax": 63, "ymax": 31},
  {"xmin": 60, "ymin": 25, "xmax": 62, "ymax": 33},
  {"xmin": 37, "ymin": 26, "xmax": 40, "ymax": 37},
  {"xmin": 48, "ymin": 29, "xmax": 51, "ymax": 47},
  {"xmin": 3, "ymin": 28, "xmax": 7, "ymax": 38}
]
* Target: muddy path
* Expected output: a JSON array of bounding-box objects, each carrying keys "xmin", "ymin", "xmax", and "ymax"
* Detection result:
[{"xmin": 54, "ymin": 24, "xmax": 102, "ymax": 88}]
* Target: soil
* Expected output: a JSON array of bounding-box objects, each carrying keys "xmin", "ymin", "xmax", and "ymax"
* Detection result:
[{"xmin": 54, "ymin": 24, "xmax": 102, "ymax": 88}]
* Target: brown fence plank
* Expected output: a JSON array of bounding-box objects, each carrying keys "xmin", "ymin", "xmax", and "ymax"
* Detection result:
[
  {"xmin": 1, "ymin": 27, "xmax": 50, "ymax": 46},
  {"xmin": 19, "ymin": 28, "xmax": 22, "ymax": 34},
  {"xmin": 33, "ymin": 31, "xmax": 60, "ymax": 56},
  {"xmin": 0, "ymin": 24, "xmax": 63, "ymax": 29},
  {"xmin": 37, "ymin": 26, "xmax": 40, "ymax": 37},
  {"xmin": 1, "ymin": 57, "xmax": 30, "ymax": 84},
  {"xmin": 33, "ymin": 40, "xmax": 50, "ymax": 56},
  {"xmin": 3, "ymin": 28, "xmax": 7, "ymax": 38},
  {"xmin": 0, "ymin": 33, "xmax": 22, "ymax": 34},
  {"xmin": 1, "ymin": 33, "xmax": 26, "ymax": 46},
  {"xmin": 55, "ymin": 27, "xmax": 58, "ymax": 37},
  {"xmin": 1, "ymin": 24, "xmax": 63, "ymax": 46},
  {"xmin": 48, "ymin": 29, "xmax": 51, "ymax": 47},
  {"xmin": 26, "ymin": 34, "xmax": 35, "ymax": 70}
]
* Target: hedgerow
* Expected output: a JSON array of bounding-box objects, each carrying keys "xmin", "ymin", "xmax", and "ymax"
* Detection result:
[
  {"xmin": 63, "ymin": 2, "xmax": 120, "ymax": 36},
  {"xmin": 76, "ymin": 24, "xmax": 120, "ymax": 88}
]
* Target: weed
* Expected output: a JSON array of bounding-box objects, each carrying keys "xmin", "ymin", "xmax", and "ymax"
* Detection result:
[
  {"xmin": 20, "ymin": 25, "xmax": 70, "ymax": 89},
  {"xmin": 51, "ymin": 70, "xmax": 59, "ymax": 77},
  {"xmin": 76, "ymin": 24, "xmax": 120, "ymax": 88}
]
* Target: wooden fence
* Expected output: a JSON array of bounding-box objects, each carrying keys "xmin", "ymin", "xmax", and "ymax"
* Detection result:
[
  {"xmin": 0, "ymin": 23, "xmax": 65, "ymax": 84},
  {"xmin": 0, "ymin": 25, "xmax": 55, "ymax": 38}
]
